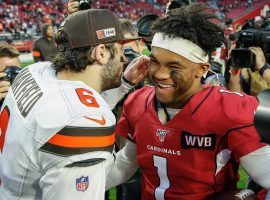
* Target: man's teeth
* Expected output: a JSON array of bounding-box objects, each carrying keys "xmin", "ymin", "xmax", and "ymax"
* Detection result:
[{"xmin": 157, "ymin": 83, "xmax": 173, "ymax": 88}]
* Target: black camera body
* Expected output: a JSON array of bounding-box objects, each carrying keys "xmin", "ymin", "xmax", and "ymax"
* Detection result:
[
  {"xmin": 0, "ymin": 66, "xmax": 21, "ymax": 84},
  {"xmin": 78, "ymin": 0, "xmax": 92, "ymax": 10},
  {"xmin": 168, "ymin": 0, "xmax": 189, "ymax": 11},
  {"xmin": 230, "ymin": 29, "xmax": 270, "ymax": 68}
]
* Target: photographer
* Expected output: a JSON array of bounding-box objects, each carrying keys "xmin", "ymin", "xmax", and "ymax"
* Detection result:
[
  {"xmin": 0, "ymin": 44, "xmax": 20, "ymax": 106},
  {"xmin": 68, "ymin": 0, "xmax": 80, "ymax": 14},
  {"xmin": 68, "ymin": 0, "xmax": 92, "ymax": 13},
  {"xmin": 228, "ymin": 46, "xmax": 270, "ymax": 96}
]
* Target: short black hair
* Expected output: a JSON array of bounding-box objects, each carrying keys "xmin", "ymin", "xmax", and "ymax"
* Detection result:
[{"xmin": 151, "ymin": 3, "xmax": 225, "ymax": 55}]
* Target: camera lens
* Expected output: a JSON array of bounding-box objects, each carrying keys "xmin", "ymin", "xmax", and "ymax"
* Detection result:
[
  {"xmin": 137, "ymin": 14, "xmax": 159, "ymax": 37},
  {"xmin": 79, "ymin": 0, "xmax": 91, "ymax": 10}
]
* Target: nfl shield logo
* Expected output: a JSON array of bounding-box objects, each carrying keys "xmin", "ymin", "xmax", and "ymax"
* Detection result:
[
  {"xmin": 76, "ymin": 176, "xmax": 89, "ymax": 192},
  {"xmin": 156, "ymin": 129, "xmax": 169, "ymax": 142}
]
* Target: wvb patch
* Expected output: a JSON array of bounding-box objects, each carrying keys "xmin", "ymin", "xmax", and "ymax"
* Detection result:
[
  {"xmin": 181, "ymin": 131, "xmax": 216, "ymax": 150},
  {"xmin": 96, "ymin": 28, "xmax": 116, "ymax": 39},
  {"xmin": 76, "ymin": 176, "xmax": 89, "ymax": 192}
]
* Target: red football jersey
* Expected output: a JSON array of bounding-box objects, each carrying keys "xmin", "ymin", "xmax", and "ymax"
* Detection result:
[{"xmin": 116, "ymin": 86, "xmax": 265, "ymax": 200}]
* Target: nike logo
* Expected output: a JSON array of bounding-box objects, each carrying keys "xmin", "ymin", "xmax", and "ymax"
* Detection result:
[{"xmin": 84, "ymin": 116, "xmax": 106, "ymax": 125}]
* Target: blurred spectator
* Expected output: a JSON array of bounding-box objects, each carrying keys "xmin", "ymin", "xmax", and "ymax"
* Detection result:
[
  {"xmin": 120, "ymin": 19, "xmax": 146, "ymax": 55},
  {"xmin": 32, "ymin": 24, "xmax": 58, "ymax": 62},
  {"xmin": 0, "ymin": 43, "xmax": 20, "ymax": 106},
  {"xmin": 228, "ymin": 47, "xmax": 270, "ymax": 96}
]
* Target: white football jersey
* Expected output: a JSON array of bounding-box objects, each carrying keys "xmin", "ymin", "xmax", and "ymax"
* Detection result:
[{"xmin": 0, "ymin": 62, "xmax": 116, "ymax": 200}]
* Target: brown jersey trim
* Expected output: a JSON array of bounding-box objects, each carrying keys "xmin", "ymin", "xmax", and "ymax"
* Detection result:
[
  {"xmin": 40, "ymin": 143, "xmax": 114, "ymax": 157},
  {"xmin": 57, "ymin": 125, "xmax": 115, "ymax": 136}
]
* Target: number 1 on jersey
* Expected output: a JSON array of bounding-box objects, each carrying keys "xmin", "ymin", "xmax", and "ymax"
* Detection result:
[{"xmin": 153, "ymin": 155, "xmax": 170, "ymax": 200}]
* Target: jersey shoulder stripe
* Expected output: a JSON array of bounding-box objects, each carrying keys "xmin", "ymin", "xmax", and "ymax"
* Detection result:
[{"xmin": 39, "ymin": 126, "xmax": 115, "ymax": 157}]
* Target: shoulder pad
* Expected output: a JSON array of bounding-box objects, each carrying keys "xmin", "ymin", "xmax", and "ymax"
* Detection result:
[
  {"xmin": 218, "ymin": 88, "xmax": 258, "ymax": 124},
  {"xmin": 123, "ymin": 86, "xmax": 154, "ymax": 117}
]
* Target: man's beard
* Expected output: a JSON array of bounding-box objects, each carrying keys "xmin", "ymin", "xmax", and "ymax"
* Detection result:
[{"xmin": 100, "ymin": 58, "xmax": 122, "ymax": 91}]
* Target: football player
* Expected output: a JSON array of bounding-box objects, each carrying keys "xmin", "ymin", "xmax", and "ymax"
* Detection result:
[
  {"xmin": 106, "ymin": 3, "xmax": 270, "ymax": 200},
  {"xmin": 0, "ymin": 9, "xmax": 148, "ymax": 199}
]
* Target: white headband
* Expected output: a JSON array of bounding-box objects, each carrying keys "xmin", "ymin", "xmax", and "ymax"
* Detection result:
[{"xmin": 151, "ymin": 32, "xmax": 209, "ymax": 64}]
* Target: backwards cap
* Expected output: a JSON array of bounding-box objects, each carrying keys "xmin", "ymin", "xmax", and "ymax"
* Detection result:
[{"xmin": 58, "ymin": 9, "xmax": 141, "ymax": 51}]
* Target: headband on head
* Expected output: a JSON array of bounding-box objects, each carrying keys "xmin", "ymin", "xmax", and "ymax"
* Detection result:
[{"xmin": 151, "ymin": 32, "xmax": 209, "ymax": 64}]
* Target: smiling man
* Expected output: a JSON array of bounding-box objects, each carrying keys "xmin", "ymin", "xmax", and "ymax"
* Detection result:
[
  {"xmin": 0, "ymin": 9, "xmax": 147, "ymax": 200},
  {"xmin": 106, "ymin": 3, "xmax": 270, "ymax": 200}
]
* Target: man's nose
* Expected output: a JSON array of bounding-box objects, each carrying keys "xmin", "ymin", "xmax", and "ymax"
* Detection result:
[{"xmin": 154, "ymin": 66, "xmax": 171, "ymax": 79}]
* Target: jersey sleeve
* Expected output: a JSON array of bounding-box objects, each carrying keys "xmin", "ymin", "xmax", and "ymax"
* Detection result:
[
  {"xmin": 37, "ymin": 112, "xmax": 116, "ymax": 173},
  {"xmin": 101, "ymin": 79, "xmax": 133, "ymax": 110},
  {"xmin": 39, "ymin": 124, "xmax": 115, "ymax": 157},
  {"xmin": 116, "ymin": 113, "xmax": 135, "ymax": 142},
  {"xmin": 40, "ymin": 159, "xmax": 107, "ymax": 200},
  {"xmin": 240, "ymin": 146, "xmax": 270, "ymax": 189},
  {"xmin": 222, "ymin": 91, "xmax": 266, "ymax": 159},
  {"xmin": 106, "ymin": 140, "xmax": 138, "ymax": 190},
  {"xmin": 228, "ymin": 125, "xmax": 266, "ymax": 160}
]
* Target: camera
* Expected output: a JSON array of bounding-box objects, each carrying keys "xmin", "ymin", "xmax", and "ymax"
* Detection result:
[
  {"xmin": 136, "ymin": 0, "xmax": 189, "ymax": 51},
  {"xmin": 167, "ymin": 0, "xmax": 189, "ymax": 11},
  {"xmin": 123, "ymin": 47, "xmax": 141, "ymax": 69},
  {"xmin": 78, "ymin": 0, "xmax": 92, "ymax": 11},
  {"xmin": 229, "ymin": 29, "xmax": 270, "ymax": 68},
  {"xmin": 136, "ymin": 14, "xmax": 159, "ymax": 51},
  {"xmin": 0, "ymin": 66, "xmax": 21, "ymax": 84}
]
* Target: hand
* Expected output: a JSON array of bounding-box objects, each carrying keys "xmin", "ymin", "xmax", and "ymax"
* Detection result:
[
  {"xmin": 0, "ymin": 73, "xmax": 10, "ymax": 101},
  {"xmin": 249, "ymin": 47, "xmax": 266, "ymax": 70},
  {"xmin": 68, "ymin": 0, "xmax": 79, "ymax": 15},
  {"xmin": 123, "ymin": 55, "xmax": 149, "ymax": 85}
]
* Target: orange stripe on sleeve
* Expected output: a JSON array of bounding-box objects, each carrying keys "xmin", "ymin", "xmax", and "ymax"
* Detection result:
[{"xmin": 47, "ymin": 133, "xmax": 115, "ymax": 148}]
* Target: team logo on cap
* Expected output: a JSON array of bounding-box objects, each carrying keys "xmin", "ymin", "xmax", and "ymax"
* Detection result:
[
  {"xmin": 96, "ymin": 28, "xmax": 116, "ymax": 39},
  {"xmin": 76, "ymin": 176, "xmax": 89, "ymax": 192}
]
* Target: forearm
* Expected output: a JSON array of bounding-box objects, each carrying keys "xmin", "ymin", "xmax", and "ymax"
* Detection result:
[
  {"xmin": 106, "ymin": 140, "xmax": 139, "ymax": 190},
  {"xmin": 240, "ymin": 145, "xmax": 270, "ymax": 189},
  {"xmin": 262, "ymin": 69, "xmax": 270, "ymax": 83},
  {"xmin": 101, "ymin": 77, "xmax": 133, "ymax": 110}
]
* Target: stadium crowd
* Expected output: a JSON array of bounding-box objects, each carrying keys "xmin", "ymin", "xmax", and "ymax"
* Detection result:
[{"xmin": 0, "ymin": 0, "xmax": 266, "ymax": 37}]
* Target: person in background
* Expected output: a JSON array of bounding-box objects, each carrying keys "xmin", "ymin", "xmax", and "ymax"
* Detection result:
[
  {"xmin": 0, "ymin": 44, "xmax": 20, "ymax": 106},
  {"xmin": 228, "ymin": 46, "xmax": 270, "ymax": 96},
  {"xmin": 32, "ymin": 24, "xmax": 58, "ymax": 62}
]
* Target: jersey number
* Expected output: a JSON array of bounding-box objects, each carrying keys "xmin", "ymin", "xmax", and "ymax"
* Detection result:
[
  {"xmin": 76, "ymin": 88, "xmax": 100, "ymax": 108},
  {"xmin": 0, "ymin": 106, "xmax": 10, "ymax": 153},
  {"xmin": 153, "ymin": 155, "xmax": 170, "ymax": 200}
]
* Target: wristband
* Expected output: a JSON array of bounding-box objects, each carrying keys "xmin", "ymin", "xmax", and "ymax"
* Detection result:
[
  {"xmin": 259, "ymin": 63, "xmax": 270, "ymax": 77},
  {"xmin": 122, "ymin": 75, "xmax": 136, "ymax": 86}
]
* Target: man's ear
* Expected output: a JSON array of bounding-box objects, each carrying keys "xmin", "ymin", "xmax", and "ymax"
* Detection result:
[
  {"xmin": 91, "ymin": 44, "xmax": 109, "ymax": 65},
  {"xmin": 196, "ymin": 63, "xmax": 210, "ymax": 78}
]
